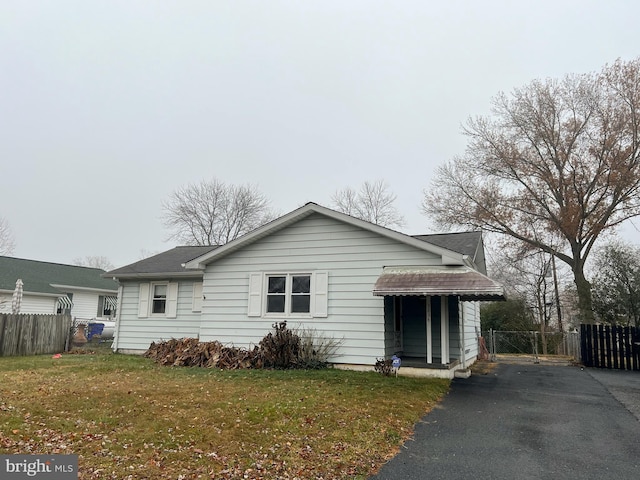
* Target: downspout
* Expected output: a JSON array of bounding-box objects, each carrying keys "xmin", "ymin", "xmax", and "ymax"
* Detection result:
[{"xmin": 112, "ymin": 283, "xmax": 123, "ymax": 352}]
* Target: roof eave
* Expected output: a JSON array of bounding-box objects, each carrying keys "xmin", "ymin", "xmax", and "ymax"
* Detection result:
[
  {"xmin": 49, "ymin": 284, "xmax": 118, "ymax": 294},
  {"xmin": 107, "ymin": 271, "xmax": 205, "ymax": 280},
  {"xmin": 3, "ymin": 290, "xmax": 63, "ymax": 298}
]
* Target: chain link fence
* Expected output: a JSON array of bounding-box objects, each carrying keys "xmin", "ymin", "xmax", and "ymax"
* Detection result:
[
  {"xmin": 482, "ymin": 330, "xmax": 580, "ymax": 363},
  {"xmin": 68, "ymin": 317, "xmax": 115, "ymax": 350}
]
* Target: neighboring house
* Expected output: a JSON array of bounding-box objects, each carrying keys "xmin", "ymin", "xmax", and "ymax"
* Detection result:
[
  {"xmin": 0, "ymin": 256, "xmax": 119, "ymax": 320},
  {"xmin": 107, "ymin": 203, "xmax": 504, "ymax": 378}
]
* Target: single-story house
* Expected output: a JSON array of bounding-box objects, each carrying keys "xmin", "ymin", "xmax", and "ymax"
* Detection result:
[
  {"xmin": 0, "ymin": 256, "xmax": 119, "ymax": 320},
  {"xmin": 107, "ymin": 203, "xmax": 504, "ymax": 378}
]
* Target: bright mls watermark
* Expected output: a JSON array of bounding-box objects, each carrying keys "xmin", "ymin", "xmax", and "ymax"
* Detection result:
[{"xmin": 0, "ymin": 455, "xmax": 77, "ymax": 479}]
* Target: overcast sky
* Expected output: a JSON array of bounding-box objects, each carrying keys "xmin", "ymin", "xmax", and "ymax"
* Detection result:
[{"xmin": 2, "ymin": 0, "xmax": 639, "ymax": 269}]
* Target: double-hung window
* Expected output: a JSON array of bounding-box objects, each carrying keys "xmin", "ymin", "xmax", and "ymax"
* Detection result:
[
  {"xmin": 151, "ymin": 284, "xmax": 168, "ymax": 314},
  {"xmin": 248, "ymin": 271, "xmax": 327, "ymax": 318},
  {"xmin": 266, "ymin": 274, "xmax": 311, "ymax": 315},
  {"xmin": 138, "ymin": 283, "xmax": 178, "ymax": 319}
]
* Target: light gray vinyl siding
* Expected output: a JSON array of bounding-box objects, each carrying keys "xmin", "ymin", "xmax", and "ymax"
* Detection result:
[
  {"xmin": 199, "ymin": 213, "xmax": 442, "ymax": 365},
  {"xmin": 462, "ymin": 301, "xmax": 481, "ymax": 362},
  {"xmin": 113, "ymin": 280, "xmax": 203, "ymax": 351},
  {"xmin": 449, "ymin": 297, "xmax": 461, "ymax": 361}
]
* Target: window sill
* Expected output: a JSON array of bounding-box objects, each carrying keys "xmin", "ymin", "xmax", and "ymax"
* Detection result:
[{"xmin": 263, "ymin": 313, "xmax": 313, "ymax": 320}]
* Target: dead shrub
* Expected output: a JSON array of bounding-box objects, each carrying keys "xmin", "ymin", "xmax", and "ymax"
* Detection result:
[
  {"xmin": 258, "ymin": 321, "xmax": 301, "ymax": 369},
  {"xmin": 374, "ymin": 358, "xmax": 393, "ymax": 376}
]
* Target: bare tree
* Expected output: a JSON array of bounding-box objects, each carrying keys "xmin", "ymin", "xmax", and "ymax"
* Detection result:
[
  {"xmin": 423, "ymin": 58, "xmax": 640, "ymax": 323},
  {"xmin": 73, "ymin": 255, "xmax": 114, "ymax": 271},
  {"xmin": 0, "ymin": 216, "xmax": 15, "ymax": 256},
  {"xmin": 138, "ymin": 249, "xmax": 160, "ymax": 260},
  {"xmin": 332, "ymin": 180, "xmax": 405, "ymax": 229},
  {"xmin": 163, "ymin": 178, "xmax": 277, "ymax": 246}
]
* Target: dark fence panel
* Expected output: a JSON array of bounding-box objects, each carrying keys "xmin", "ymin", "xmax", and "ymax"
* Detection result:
[
  {"xmin": 0, "ymin": 314, "xmax": 72, "ymax": 356},
  {"xmin": 580, "ymin": 324, "xmax": 640, "ymax": 371}
]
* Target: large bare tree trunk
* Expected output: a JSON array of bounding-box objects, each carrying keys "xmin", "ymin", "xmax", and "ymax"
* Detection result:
[{"xmin": 573, "ymin": 264, "xmax": 594, "ymax": 324}]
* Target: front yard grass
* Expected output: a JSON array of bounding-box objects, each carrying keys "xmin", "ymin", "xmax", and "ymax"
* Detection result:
[{"xmin": 0, "ymin": 351, "xmax": 449, "ymax": 479}]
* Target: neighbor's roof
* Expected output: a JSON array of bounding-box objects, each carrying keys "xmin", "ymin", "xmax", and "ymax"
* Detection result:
[
  {"xmin": 106, "ymin": 245, "xmax": 219, "ymax": 279},
  {"xmin": 373, "ymin": 266, "xmax": 505, "ymax": 301},
  {"xmin": 0, "ymin": 256, "xmax": 118, "ymax": 295}
]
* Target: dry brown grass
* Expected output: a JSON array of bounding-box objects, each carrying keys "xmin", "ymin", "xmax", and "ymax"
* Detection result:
[
  {"xmin": 0, "ymin": 350, "xmax": 449, "ymax": 479},
  {"xmin": 470, "ymin": 360, "xmax": 498, "ymax": 375}
]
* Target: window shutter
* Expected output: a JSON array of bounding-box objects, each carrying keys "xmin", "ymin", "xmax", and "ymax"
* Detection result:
[
  {"xmin": 166, "ymin": 283, "xmax": 179, "ymax": 318},
  {"xmin": 192, "ymin": 282, "xmax": 203, "ymax": 312},
  {"xmin": 313, "ymin": 271, "xmax": 328, "ymax": 318},
  {"xmin": 247, "ymin": 273, "xmax": 263, "ymax": 317},
  {"xmin": 138, "ymin": 283, "xmax": 150, "ymax": 318}
]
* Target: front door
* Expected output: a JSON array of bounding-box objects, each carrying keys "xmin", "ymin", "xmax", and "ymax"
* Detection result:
[{"xmin": 402, "ymin": 296, "xmax": 427, "ymax": 359}]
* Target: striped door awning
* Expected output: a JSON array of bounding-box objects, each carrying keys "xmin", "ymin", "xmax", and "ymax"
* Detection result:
[
  {"xmin": 56, "ymin": 295, "xmax": 73, "ymax": 309},
  {"xmin": 104, "ymin": 296, "xmax": 118, "ymax": 310}
]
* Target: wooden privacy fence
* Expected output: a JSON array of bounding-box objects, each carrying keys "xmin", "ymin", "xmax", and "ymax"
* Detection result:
[
  {"xmin": 580, "ymin": 324, "xmax": 640, "ymax": 371},
  {"xmin": 0, "ymin": 314, "xmax": 72, "ymax": 357}
]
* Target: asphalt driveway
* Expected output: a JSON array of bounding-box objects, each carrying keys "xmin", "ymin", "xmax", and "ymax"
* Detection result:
[{"xmin": 371, "ymin": 363, "xmax": 640, "ymax": 480}]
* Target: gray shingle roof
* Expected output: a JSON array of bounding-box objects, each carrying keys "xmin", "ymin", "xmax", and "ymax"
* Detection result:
[
  {"xmin": 412, "ymin": 231, "xmax": 486, "ymax": 273},
  {"xmin": 412, "ymin": 231, "xmax": 481, "ymax": 256},
  {"xmin": 0, "ymin": 256, "xmax": 118, "ymax": 294},
  {"xmin": 106, "ymin": 246, "xmax": 219, "ymax": 278}
]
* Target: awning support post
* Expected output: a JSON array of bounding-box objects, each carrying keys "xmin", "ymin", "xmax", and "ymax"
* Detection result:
[
  {"xmin": 426, "ymin": 296, "xmax": 433, "ymax": 364},
  {"xmin": 441, "ymin": 295, "xmax": 450, "ymax": 364}
]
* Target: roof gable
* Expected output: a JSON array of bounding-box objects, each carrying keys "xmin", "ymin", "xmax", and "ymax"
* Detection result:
[
  {"xmin": 0, "ymin": 256, "xmax": 118, "ymax": 295},
  {"xmin": 185, "ymin": 203, "xmax": 465, "ymax": 269},
  {"xmin": 107, "ymin": 245, "xmax": 219, "ymax": 279}
]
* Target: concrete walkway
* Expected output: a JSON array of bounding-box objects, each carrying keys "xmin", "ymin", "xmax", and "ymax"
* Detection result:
[{"xmin": 371, "ymin": 364, "xmax": 640, "ymax": 480}]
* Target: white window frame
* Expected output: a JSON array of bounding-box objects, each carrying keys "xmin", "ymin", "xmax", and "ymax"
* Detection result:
[
  {"xmin": 248, "ymin": 271, "xmax": 328, "ymax": 319},
  {"xmin": 150, "ymin": 282, "xmax": 169, "ymax": 316},
  {"xmin": 265, "ymin": 273, "xmax": 312, "ymax": 317},
  {"xmin": 138, "ymin": 282, "xmax": 178, "ymax": 318}
]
